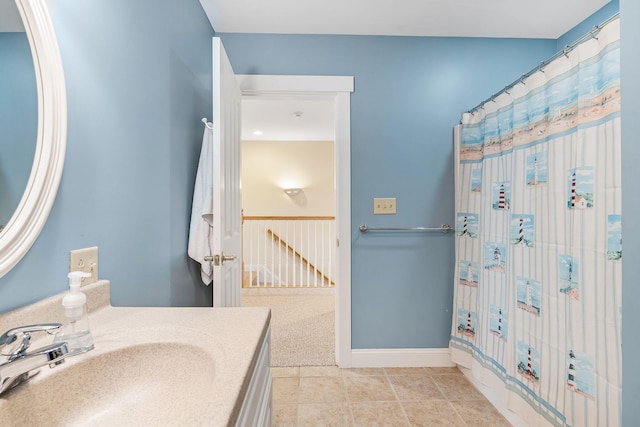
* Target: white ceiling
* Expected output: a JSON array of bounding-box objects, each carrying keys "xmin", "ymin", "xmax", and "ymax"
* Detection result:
[
  {"xmin": 200, "ymin": 0, "xmax": 610, "ymax": 39},
  {"xmin": 242, "ymin": 96, "xmax": 335, "ymax": 141}
]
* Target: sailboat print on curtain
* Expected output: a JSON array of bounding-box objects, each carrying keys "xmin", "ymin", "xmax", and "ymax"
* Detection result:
[{"xmin": 450, "ymin": 16, "xmax": 621, "ymax": 427}]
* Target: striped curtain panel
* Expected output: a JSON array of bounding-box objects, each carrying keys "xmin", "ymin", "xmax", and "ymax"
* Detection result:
[{"xmin": 450, "ymin": 18, "xmax": 621, "ymax": 427}]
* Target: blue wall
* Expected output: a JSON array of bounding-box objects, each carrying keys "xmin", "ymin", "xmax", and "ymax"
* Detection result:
[
  {"xmin": 0, "ymin": 33, "xmax": 37, "ymax": 226},
  {"xmin": 218, "ymin": 33, "xmax": 556, "ymax": 348},
  {"xmin": 620, "ymin": 0, "xmax": 638, "ymax": 424},
  {"xmin": 0, "ymin": 0, "xmax": 214, "ymax": 311}
]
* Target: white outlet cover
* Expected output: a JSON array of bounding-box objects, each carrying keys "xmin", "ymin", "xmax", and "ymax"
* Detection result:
[{"xmin": 69, "ymin": 246, "xmax": 99, "ymax": 285}]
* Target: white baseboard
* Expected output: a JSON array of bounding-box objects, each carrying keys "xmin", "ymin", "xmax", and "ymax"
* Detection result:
[{"xmin": 350, "ymin": 348, "xmax": 455, "ymax": 368}]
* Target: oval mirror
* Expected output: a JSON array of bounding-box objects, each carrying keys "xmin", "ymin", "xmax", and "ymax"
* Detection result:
[
  {"xmin": 0, "ymin": 0, "xmax": 66, "ymax": 277},
  {"xmin": 1, "ymin": 0, "xmax": 37, "ymax": 236}
]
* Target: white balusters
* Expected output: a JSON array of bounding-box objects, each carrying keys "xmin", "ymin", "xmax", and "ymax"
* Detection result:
[{"xmin": 242, "ymin": 217, "xmax": 335, "ymax": 288}]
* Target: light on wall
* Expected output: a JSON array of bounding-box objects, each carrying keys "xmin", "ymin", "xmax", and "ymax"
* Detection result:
[{"xmin": 284, "ymin": 188, "xmax": 302, "ymax": 196}]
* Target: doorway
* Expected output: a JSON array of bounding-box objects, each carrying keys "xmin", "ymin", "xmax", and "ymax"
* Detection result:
[
  {"xmin": 241, "ymin": 96, "xmax": 336, "ymax": 366},
  {"xmin": 237, "ymin": 75, "xmax": 353, "ymax": 367}
]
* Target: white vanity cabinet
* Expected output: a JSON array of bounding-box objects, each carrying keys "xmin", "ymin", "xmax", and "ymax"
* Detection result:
[{"xmin": 236, "ymin": 327, "xmax": 272, "ymax": 427}]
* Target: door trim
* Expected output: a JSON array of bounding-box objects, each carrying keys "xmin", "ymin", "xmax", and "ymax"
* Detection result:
[{"xmin": 237, "ymin": 75, "xmax": 354, "ymax": 367}]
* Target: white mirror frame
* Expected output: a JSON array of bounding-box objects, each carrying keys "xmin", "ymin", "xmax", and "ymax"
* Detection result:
[{"xmin": 0, "ymin": 0, "xmax": 66, "ymax": 277}]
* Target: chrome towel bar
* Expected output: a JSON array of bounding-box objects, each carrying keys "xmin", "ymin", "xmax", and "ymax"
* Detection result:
[{"xmin": 359, "ymin": 224, "xmax": 452, "ymax": 233}]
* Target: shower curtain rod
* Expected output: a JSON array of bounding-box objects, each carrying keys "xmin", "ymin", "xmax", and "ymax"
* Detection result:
[{"xmin": 465, "ymin": 12, "xmax": 620, "ymax": 115}]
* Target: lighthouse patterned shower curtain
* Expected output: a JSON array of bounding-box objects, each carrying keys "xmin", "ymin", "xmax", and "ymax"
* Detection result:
[{"xmin": 450, "ymin": 19, "xmax": 621, "ymax": 427}]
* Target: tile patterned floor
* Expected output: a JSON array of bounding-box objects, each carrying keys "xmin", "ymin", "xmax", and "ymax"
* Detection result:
[{"xmin": 271, "ymin": 366, "xmax": 511, "ymax": 426}]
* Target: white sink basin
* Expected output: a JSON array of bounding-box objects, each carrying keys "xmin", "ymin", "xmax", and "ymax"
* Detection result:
[{"xmin": 0, "ymin": 342, "xmax": 215, "ymax": 426}]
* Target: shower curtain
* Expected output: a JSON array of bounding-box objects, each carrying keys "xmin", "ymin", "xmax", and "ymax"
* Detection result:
[{"xmin": 450, "ymin": 18, "xmax": 621, "ymax": 427}]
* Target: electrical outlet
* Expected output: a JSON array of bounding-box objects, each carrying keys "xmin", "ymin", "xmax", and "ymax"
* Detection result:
[
  {"xmin": 373, "ymin": 197, "xmax": 396, "ymax": 214},
  {"xmin": 69, "ymin": 246, "xmax": 98, "ymax": 286}
]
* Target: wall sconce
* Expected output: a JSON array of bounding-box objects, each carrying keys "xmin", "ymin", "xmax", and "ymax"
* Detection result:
[{"xmin": 284, "ymin": 188, "xmax": 302, "ymax": 196}]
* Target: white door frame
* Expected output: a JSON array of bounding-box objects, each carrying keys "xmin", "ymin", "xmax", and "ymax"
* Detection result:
[{"xmin": 237, "ymin": 74, "xmax": 354, "ymax": 367}]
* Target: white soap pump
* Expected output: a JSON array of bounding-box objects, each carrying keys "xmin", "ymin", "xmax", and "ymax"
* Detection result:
[{"xmin": 53, "ymin": 271, "xmax": 95, "ymax": 355}]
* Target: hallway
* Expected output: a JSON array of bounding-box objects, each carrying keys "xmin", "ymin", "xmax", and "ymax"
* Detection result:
[{"xmin": 242, "ymin": 290, "xmax": 335, "ymax": 366}]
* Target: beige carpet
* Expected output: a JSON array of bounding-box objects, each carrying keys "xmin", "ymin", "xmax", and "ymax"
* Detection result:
[{"xmin": 242, "ymin": 290, "xmax": 335, "ymax": 367}]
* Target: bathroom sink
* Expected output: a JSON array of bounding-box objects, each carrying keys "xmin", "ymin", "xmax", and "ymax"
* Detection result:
[
  {"xmin": 0, "ymin": 342, "xmax": 216, "ymax": 426},
  {"xmin": 0, "ymin": 282, "xmax": 271, "ymax": 426}
]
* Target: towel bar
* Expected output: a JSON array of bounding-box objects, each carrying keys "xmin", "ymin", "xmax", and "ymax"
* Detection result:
[{"xmin": 359, "ymin": 224, "xmax": 452, "ymax": 233}]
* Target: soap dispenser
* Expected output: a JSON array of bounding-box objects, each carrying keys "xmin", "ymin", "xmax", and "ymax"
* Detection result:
[{"xmin": 53, "ymin": 271, "xmax": 95, "ymax": 355}]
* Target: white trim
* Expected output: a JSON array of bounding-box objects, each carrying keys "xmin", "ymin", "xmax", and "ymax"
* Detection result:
[
  {"xmin": 350, "ymin": 348, "xmax": 455, "ymax": 368},
  {"xmin": 334, "ymin": 90, "xmax": 352, "ymax": 368},
  {"xmin": 237, "ymin": 74, "xmax": 353, "ymax": 367},
  {"xmin": 0, "ymin": 0, "xmax": 67, "ymax": 277}
]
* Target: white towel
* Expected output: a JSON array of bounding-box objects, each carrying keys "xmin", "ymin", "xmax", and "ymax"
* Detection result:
[{"xmin": 188, "ymin": 126, "xmax": 214, "ymax": 285}]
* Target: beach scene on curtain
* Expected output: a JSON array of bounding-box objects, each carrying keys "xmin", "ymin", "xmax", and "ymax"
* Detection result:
[{"xmin": 459, "ymin": 38, "xmax": 620, "ymax": 162}]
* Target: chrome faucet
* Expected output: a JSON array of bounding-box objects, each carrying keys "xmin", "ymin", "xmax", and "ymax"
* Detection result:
[{"xmin": 0, "ymin": 323, "xmax": 68, "ymax": 396}]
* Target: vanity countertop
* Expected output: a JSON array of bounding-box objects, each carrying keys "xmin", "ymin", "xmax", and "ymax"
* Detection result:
[{"xmin": 0, "ymin": 281, "xmax": 271, "ymax": 426}]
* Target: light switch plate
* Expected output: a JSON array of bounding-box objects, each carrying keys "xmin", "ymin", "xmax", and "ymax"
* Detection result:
[
  {"xmin": 374, "ymin": 197, "xmax": 396, "ymax": 214},
  {"xmin": 69, "ymin": 246, "xmax": 98, "ymax": 286}
]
